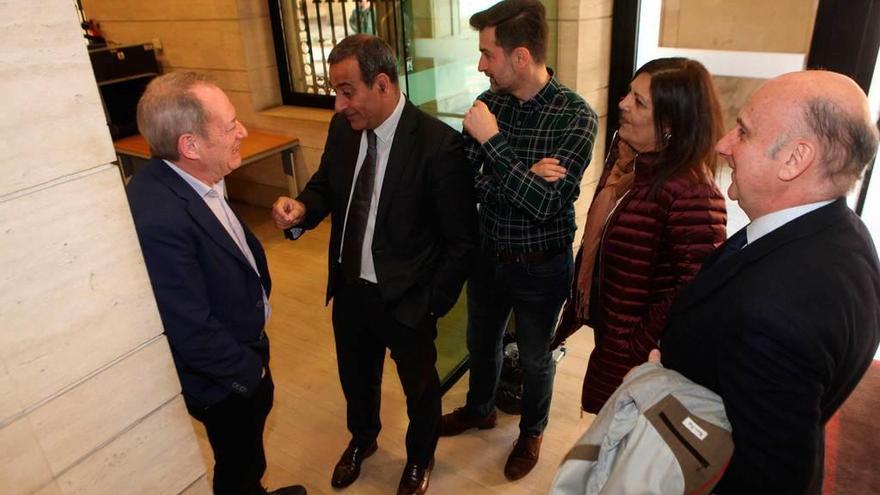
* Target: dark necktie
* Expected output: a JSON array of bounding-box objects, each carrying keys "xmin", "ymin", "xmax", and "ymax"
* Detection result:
[
  {"xmin": 713, "ymin": 228, "xmax": 748, "ymax": 265},
  {"xmin": 341, "ymin": 130, "xmax": 377, "ymax": 280}
]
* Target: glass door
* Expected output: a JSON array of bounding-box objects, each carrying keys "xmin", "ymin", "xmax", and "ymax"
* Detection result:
[{"xmin": 398, "ymin": 0, "xmax": 559, "ymax": 387}]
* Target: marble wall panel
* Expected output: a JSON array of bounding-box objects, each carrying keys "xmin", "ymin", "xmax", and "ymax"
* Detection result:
[
  {"xmin": 240, "ymin": 16, "xmax": 278, "ymax": 71},
  {"xmin": 96, "ymin": 20, "xmax": 246, "ymax": 71},
  {"xmin": 583, "ymin": 86, "xmax": 609, "ymax": 118},
  {"xmin": 0, "ymin": 361, "xmax": 22, "ymax": 424},
  {"xmin": 236, "ymin": 0, "xmax": 271, "ymax": 19},
  {"xmin": 556, "ymin": 16, "xmax": 611, "ymax": 97},
  {"xmin": 55, "ymin": 397, "xmax": 204, "ymax": 495},
  {"xmin": 3, "ymin": 3, "xmax": 207, "ymax": 493},
  {"xmin": 180, "ymin": 475, "xmax": 213, "ymax": 494},
  {"xmin": 33, "ymin": 482, "xmax": 64, "ymax": 495},
  {"xmin": 0, "ymin": 418, "xmax": 54, "ymax": 495},
  {"xmin": 558, "ymin": 0, "xmax": 613, "ymax": 20},
  {"xmin": 163, "ymin": 66, "xmax": 252, "ymax": 93},
  {"xmin": 247, "ymin": 65, "xmax": 284, "ymax": 111},
  {"xmin": 0, "ymin": 166, "xmax": 162, "ymax": 411},
  {"xmin": 81, "ymin": 0, "xmax": 238, "ymax": 21},
  {"xmin": 0, "ymin": 0, "xmax": 115, "ymax": 197},
  {"xmin": 28, "ymin": 337, "xmax": 181, "ymax": 475},
  {"xmin": 577, "ymin": 17, "xmax": 612, "ymax": 95}
]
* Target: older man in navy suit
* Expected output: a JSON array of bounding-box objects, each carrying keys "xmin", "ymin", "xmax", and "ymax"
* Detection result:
[
  {"xmin": 127, "ymin": 72, "xmax": 305, "ymax": 495},
  {"xmin": 661, "ymin": 70, "xmax": 880, "ymax": 494}
]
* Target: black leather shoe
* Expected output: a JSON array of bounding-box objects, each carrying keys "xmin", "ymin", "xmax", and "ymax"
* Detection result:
[
  {"xmin": 396, "ymin": 458, "xmax": 433, "ymax": 495},
  {"xmin": 267, "ymin": 485, "xmax": 307, "ymax": 495},
  {"xmin": 331, "ymin": 441, "xmax": 378, "ymax": 489}
]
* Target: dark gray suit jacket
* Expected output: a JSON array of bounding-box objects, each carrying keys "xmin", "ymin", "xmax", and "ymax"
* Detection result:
[{"xmin": 296, "ymin": 99, "xmax": 478, "ymax": 329}]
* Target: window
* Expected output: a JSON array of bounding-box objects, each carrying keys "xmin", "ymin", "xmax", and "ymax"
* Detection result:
[{"xmin": 268, "ymin": 0, "xmax": 410, "ymax": 108}]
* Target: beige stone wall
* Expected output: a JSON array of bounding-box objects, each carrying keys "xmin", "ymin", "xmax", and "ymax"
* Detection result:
[
  {"xmin": 554, "ymin": 0, "xmax": 613, "ymax": 239},
  {"xmin": 660, "ymin": 0, "xmax": 818, "ymax": 53},
  {"xmin": 81, "ymin": 0, "xmax": 332, "ymax": 205},
  {"xmin": 0, "ymin": 1, "xmax": 208, "ymax": 493}
]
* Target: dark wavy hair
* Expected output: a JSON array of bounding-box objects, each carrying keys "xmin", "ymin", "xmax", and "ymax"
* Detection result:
[
  {"xmin": 469, "ymin": 0, "xmax": 548, "ymax": 63},
  {"xmin": 634, "ymin": 58, "xmax": 724, "ymax": 194}
]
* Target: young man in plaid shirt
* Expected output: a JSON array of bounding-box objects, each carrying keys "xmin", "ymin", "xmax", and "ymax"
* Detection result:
[{"xmin": 439, "ymin": 0, "xmax": 598, "ymax": 481}]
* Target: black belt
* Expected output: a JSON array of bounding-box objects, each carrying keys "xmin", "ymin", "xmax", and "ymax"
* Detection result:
[{"xmin": 492, "ymin": 247, "xmax": 566, "ymax": 264}]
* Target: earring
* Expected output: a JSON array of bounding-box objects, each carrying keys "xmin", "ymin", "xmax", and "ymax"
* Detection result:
[{"xmin": 663, "ymin": 131, "xmax": 672, "ymax": 142}]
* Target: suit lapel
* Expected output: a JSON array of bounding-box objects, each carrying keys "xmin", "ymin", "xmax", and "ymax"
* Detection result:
[
  {"xmin": 670, "ymin": 199, "xmax": 849, "ymax": 315},
  {"xmin": 150, "ymin": 159, "xmax": 253, "ymax": 271},
  {"xmin": 376, "ymin": 100, "xmax": 418, "ymax": 228}
]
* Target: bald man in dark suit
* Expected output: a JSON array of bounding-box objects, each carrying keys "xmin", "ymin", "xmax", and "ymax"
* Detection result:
[{"xmin": 661, "ymin": 70, "xmax": 880, "ymax": 494}]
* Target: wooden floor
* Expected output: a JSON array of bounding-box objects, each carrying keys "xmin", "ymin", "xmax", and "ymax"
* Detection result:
[{"xmin": 191, "ymin": 203, "xmax": 598, "ymax": 494}]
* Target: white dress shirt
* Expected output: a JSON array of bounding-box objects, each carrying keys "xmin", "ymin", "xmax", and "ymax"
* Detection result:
[
  {"xmin": 745, "ymin": 199, "xmax": 835, "ymax": 245},
  {"xmin": 339, "ymin": 92, "xmax": 406, "ymax": 283}
]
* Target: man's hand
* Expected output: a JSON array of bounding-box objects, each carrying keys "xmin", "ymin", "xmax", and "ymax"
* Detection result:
[
  {"xmin": 530, "ymin": 158, "xmax": 566, "ymax": 182},
  {"xmin": 271, "ymin": 196, "xmax": 306, "ymax": 230},
  {"xmin": 463, "ymin": 100, "xmax": 500, "ymax": 144}
]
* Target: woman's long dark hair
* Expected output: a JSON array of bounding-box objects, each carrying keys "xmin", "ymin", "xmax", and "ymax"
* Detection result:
[{"xmin": 634, "ymin": 58, "xmax": 724, "ymax": 195}]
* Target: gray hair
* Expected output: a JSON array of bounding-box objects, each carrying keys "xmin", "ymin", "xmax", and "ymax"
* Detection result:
[
  {"xmin": 327, "ymin": 34, "xmax": 398, "ymax": 86},
  {"xmin": 136, "ymin": 72, "xmax": 214, "ymax": 160},
  {"xmin": 803, "ymin": 97, "xmax": 879, "ymax": 192}
]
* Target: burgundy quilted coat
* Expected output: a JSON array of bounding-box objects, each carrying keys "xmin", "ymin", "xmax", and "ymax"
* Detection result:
[{"xmin": 558, "ymin": 146, "xmax": 727, "ymax": 413}]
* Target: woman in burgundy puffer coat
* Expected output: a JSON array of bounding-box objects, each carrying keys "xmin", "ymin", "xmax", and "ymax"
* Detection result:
[{"xmin": 539, "ymin": 58, "xmax": 728, "ymax": 413}]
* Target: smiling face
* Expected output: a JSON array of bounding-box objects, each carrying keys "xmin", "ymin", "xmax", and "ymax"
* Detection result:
[
  {"xmin": 329, "ymin": 56, "xmax": 386, "ymax": 131},
  {"xmin": 192, "ymin": 84, "xmax": 248, "ymax": 181},
  {"xmin": 618, "ymin": 72, "xmax": 659, "ymax": 153},
  {"xmin": 477, "ymin": 26, "xmax": 518, "ymax": 94}
]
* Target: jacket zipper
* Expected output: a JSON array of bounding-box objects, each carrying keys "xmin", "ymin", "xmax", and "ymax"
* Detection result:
[{"xmin": 594, "ymin": 155, "xmax": 637, "ymax": 325}]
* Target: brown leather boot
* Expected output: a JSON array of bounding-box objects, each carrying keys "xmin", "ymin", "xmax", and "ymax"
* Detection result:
[
  {"xmin": 438, "ymin": 407, "xmax": 497, "ymax": 436},
  {"xmin": 503, "ymin": 434, "xmax": 542, "ymax": 481}
]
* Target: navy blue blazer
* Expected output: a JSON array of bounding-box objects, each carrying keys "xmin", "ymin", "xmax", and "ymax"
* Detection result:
[
  {"xmin": 127, "ymin": 158, "xmax": 271, "ymax": 408},
  {"xmin": 662, "ymin": 199, "xmax": 880, "ymax": 494}
]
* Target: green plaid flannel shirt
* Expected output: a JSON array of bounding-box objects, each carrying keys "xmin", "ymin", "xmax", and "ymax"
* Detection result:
[{"xmin": 464, "ymin": 73, "xmax": 598, "ymax": 254}]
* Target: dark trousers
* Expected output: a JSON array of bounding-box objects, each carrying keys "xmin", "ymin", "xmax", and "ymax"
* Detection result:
[
  {"xmin": 187, "ymin": 371, "xmax": 274, "ymax": 495},
  {"xmin": 332, "ymin": 278, "xmax": 441, "ymax": 465},
  {"xmin": 465, "ymin": 249, "xmax": 572, "ymax": 436}
]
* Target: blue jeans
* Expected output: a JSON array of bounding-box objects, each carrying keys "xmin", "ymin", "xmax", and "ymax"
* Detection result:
[{"xmin": 464, "ymin": 249, "xmax": 573, "ymax": 436}]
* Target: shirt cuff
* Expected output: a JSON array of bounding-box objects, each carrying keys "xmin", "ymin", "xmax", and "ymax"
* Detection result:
[{"xmin": 482, "ymin": 133, "xmax": 511, "ymax": 173}]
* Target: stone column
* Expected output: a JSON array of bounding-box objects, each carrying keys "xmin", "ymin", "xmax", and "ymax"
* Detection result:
[
  {"xmin": 553, "ymin": 0, "xmax": 613, "ymax": 239},
  {"xmin": 0, "ymin": 1, "xmax": 209, "ymax": 493}
]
